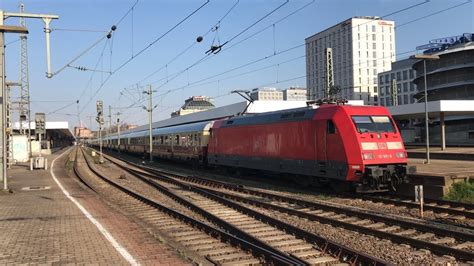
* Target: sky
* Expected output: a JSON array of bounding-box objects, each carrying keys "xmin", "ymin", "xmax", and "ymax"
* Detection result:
[{"xmin": 0, "ymin": 0, "xmax": 472, "ymax": 130}]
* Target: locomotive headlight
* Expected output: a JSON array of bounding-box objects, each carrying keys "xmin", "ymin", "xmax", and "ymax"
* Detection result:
[
  {"xmin": 363, "ymin": 153, "xmax": 374, "ymax": 160},
  {"xmin": 396, "ymin": 152, "xmax": 406, "ymax": 158}
]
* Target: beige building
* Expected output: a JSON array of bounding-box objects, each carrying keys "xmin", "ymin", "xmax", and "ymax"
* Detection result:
[
  {"xmin": 305, "ymin": 16, "xmax": 396, "ymax": 104},
  {"xmin": 283, "ymin": 87, "xmax": 307, "ymax": 101},
  {"xmin": 250, "ymin": 87, "xmax": 283, "ymax": 101},
  {"xmin": 171, "ymin": 96, "xmax": 215, "ymax": 117}
]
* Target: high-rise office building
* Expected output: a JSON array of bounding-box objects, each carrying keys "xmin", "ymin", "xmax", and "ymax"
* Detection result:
[{"xmin": 305, "ymin": 16, "xmax": 396, "ymax": 104}]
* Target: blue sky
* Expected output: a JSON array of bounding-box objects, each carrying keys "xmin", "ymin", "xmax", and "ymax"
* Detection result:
[{"xmin": 0, "ymin": 0, "xmax": 472, "ymax": 130}]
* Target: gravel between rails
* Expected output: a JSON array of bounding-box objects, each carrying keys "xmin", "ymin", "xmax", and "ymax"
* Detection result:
[
  {"xmin": 97, "ymin": 149, "xmax": 473, "ymax": 263},
  {"xmin": 107, "ymin": 150, "xmax": 473, "ymax": 228},
  {"xmin": 77, "ymin": 149, "xmax": 261, "ymax": 265},
  {"xmin": 240, "ymin": 201, "xmax": 449, "ymax": 265}
]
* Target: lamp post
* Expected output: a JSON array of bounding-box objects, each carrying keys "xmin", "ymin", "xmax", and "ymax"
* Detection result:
[{"xmin": 410, "ymin": 54, "xmax": 440, "ymax": 164}]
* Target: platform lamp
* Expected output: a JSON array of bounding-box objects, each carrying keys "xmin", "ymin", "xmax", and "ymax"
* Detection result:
[{"xmin": 410, "ymin": 54, "xmax": 440, "ymax": 164}]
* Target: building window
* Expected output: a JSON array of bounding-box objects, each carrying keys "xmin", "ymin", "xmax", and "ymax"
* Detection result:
[
  {"xmin": 374, "ymin": 86, "xmax": 378, "ymax": 93},
  {"xmin": 403, "ymin": 95, "xmax": 408, "ymax": 105},
  {"xmin": 372, "ymin": 25, "xmax": 376, "ymax": 32},
  {"xmin": 396, "ymin": 72, "xmax": 401, "ymax": 80},
  {"xmin": 403, "ymin": 83, "xmax": 408, "ymax": 92},
  {"xmin": 372, "ymin": 34, "xmax": 376, "ymax": 41},
  {"xmin": 373, "ymin": 43, "xmax": 377, "ymax": 49},
  {"xmin": 403, "ymin": 70, "xmax": 408, "ymax": 80},
  {"xmin": 380, "ymin": 98, "xmax": 385, "ymax": 106},
  {"xmin": 410, "ymin": 83, "xmax": 415, "ymax": 91},
  {"xmin": 390, "ymin": 73, "xmax": 395, "ymax": 81},
  {"xmin": 410, "ymin": 70, "xmax": 415, "ymax": 79}
]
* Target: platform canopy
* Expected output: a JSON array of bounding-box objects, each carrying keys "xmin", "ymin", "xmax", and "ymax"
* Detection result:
[
  {"xmin": 388, "ymin": 100, "xmax": 474, "ymax": 150},
  {"xmin": 388, "ymin": 100, "xmax": 474, "ymax": 119},
  {"xmin": 13, "ymin": 121, "xmax": 74, "ymax": 139}
]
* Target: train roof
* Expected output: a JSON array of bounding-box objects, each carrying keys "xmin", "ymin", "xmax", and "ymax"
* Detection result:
[
  {"xmin": 106, "ymin": 120, "xmax": 214, "ymax": 140},
  {"xmin": 215, "ymin": 104, "xmax": 390, "ymax": 128}
]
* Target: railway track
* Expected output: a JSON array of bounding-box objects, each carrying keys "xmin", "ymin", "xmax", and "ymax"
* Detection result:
[
  {"xmin": 91, "ymin": 148, "xmax": 388, "ymax": 265},
  {"xmin": 352, "ymin": 194, "xmax": 474, "ymax": 220},
  {"xmin": 73, "ymin": 147, "xmax": 283, "ymax": 265},
  {"xmin": 101, "ymin": 152, "xmax": 474, "ymax": 262}
]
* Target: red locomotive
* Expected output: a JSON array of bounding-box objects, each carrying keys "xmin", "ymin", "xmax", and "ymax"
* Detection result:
[
  {"xmin": 100, "ymin": 103, "xmax": 414, "ymax": 192},
  {"xmin": 208, "ymin": 103, "xmax": 413, "ymax": 192}
]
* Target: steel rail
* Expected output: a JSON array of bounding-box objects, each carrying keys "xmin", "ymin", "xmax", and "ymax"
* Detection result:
[
  {"xmin": 141, "ymin": 167, "xmax": 474, "ymax": 241},
  {"xmin": 107, "ymin": 157, "xmax": 388, "ymax": 265},
  {"xmin": 350, "ymin": 194, "xmax": 474, "ymax": 220},
  {"xmin": 139, "ymin": 167, "xmax": 474, "ymax": 262},
  {"xmin": 77, "ymin": 148, "xmax": 300, "ymax": 265}
]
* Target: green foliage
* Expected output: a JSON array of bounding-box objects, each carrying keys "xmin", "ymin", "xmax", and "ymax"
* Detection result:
[{"xmin": 443, "ymin": 180, "xmax": 474, "ymax": 204}]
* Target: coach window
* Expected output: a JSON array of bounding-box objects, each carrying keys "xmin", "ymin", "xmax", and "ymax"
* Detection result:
[
  {"xmin": 160, "ymin": 136, "xmax": 164, "ymax": 144},
  {"xmin": 327, "ymin": 120, "xmax": 336, "ymax": 134},
  {"xmin": 175, "ymin": 135, "xmax": 180, "ymax": 145}
]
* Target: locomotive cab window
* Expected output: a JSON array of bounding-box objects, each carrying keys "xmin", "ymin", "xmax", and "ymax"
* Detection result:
[
  {"xmin": 327, "ymin": 120, "xmax": 336, "ymax": 134},
  {"xmin": 352, "ymin": 115, "xmax": 396, "ymax": 133}
]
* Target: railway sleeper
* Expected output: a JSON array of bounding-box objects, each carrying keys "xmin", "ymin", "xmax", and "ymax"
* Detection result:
[
  {"xmin": 210, "ymin": 252, "xmax": 255, "ymax": 263},
  {"xmin": 364, "ymin": 222, "xmax": 386, "ymax": 229},
  {"xmin": 175, "ymin": 234, "xmax": 210, "ymax": 242},
  {"xmin": 219, "ymin": 258, "xmax": 262, "ymax": 266},
  {"xmin": 190, "ymin": 243, "xmax": 229, "ymax": 253},
  {"xmin": 378, "ymin": 225, "xmax": 401, "ymax": 233},
  {"xmin": 183, "ymin": 238, "xmax": 216, "ymax": 246},
  {"xmin": 431, "ymin": 237, "xmax": 456, "ymax": 245},
  {"xmin": 453, "ymin": 241, "xmax": 474, "ymax": 249},
  {"xmin": 395, "ymin": 229, "xmax": 417, "ymax": 236},
  {"xmin": 170, "ymin": 230, "xmax": 202, "ymax": 238},
  {"xmin": 252, "ymin": 230, "xmax": 282, "ymax": 238},
  {"xmin": 202, "ymin": 247, "xmax": 242, "ymax": 256},
  {"xmin": 245, "ymin": 227, "xmax": 280, "ymax": 234},
  {"xmin": 411, "ymin": 233, "xmax": 435, "ymax": 240},
  {"xmin": 291, "ymin": 249, "xmax": 322, "ymax": 257},
  {"xmin": 351, "ymin": 219, "xmax": 372, "ymax": 226},
  {"xmin": 259, "ymin": 235, "xmax": 293, "ymax": 242},
  {"xmin": 231, "ymin": 220, "xmax": 262, "ymax": 227},
  {"xmin": 279, "ymin": 243, "xmax": 315, "ymax": 252},
  {"xmin": 272, "ymin": 239, "xmax": 306, "ymax": 248},
  {"xmin": 304, "ymin": 256, "xmax": 341, "ymax": 265}
]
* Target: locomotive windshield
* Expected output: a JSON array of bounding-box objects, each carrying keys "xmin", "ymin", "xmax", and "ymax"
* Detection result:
[{"xmin": 352, "ymin": 116, "xmax": 396, "ymax": 133}]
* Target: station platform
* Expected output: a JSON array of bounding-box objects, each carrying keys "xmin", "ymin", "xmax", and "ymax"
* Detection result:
[
  {"xmin": 0, "ymin": 147, "xmax": 188, "ymax": 265},
  {"xmin": 398, "ymin": 158, "xmax": 474, "ymax": 199},
  {"xmin": 407, "ymin": 146, "xmax": 474, "ymax": 161}
]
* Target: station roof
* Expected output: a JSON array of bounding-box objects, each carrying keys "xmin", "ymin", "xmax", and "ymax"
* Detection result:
[
  {"xmin": 13, "ymin": 121, "xmax": 75, "ymax": 139},
  {"xmin": 388, "ymin": 100, "xmax": 474, "ymax": 119}
]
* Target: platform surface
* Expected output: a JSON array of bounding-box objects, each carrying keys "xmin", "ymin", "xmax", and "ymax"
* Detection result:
[
  {"xmin": 407, "ymin": 146, "xmax": 474, "ymax": 155},
  {"xmin": 0, "ymin": 147, "xmax": 188, "ymax": 265},
  {"xmin": 409, "ymin": 158, "xmax": 474, "ymax": 176}
]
